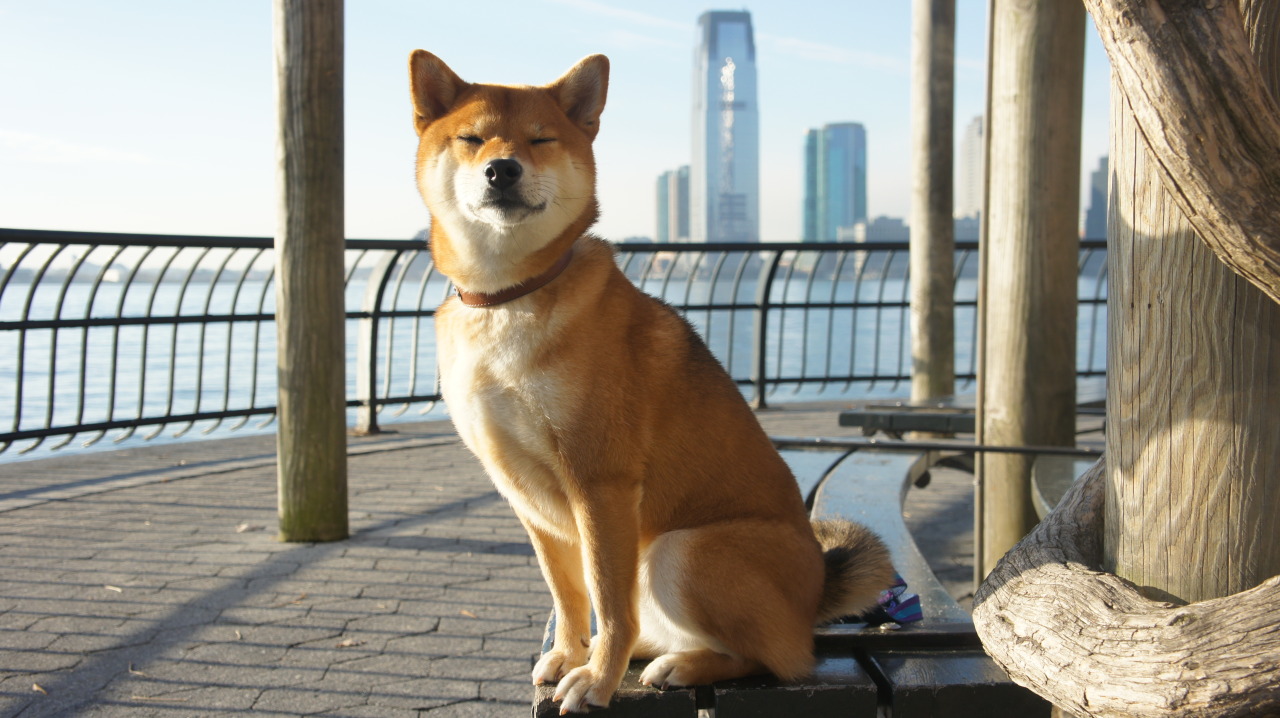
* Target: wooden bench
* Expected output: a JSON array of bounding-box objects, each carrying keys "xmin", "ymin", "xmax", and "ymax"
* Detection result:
[
  {"xmin": 838, "ymin": 377, "xmax": 1107, "ymax": 439},
  {"xmin": 532, "ymin": 448, "xmax": 1050, "ymax": 717}
]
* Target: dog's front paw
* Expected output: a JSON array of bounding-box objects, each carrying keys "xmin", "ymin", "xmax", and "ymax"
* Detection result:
[
  {"xmin": 532, "ymin": 648, "xmax": 586, "ymax": 686},
  {"xmin": 553, "ymin": 664, "xmax": 618, "ymax": 714}
]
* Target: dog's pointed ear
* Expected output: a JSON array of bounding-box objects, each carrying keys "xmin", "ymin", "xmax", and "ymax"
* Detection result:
[
  {"xmin": 547, "ymin": 55, "xmax": 609, "ymax": 141},
  {"xmin": 409, "ymin": 50, "xmax": 468, "ymax": 135}
]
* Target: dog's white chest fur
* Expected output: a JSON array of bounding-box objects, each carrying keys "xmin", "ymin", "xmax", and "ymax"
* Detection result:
[{"xmin": 437, "ymin": 304, "xmax": 575, "ymax": 534}]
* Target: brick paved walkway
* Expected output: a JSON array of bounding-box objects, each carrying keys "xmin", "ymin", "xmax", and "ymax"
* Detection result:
[{"xmin": 0, "ymin": 404, "xmax": 990, "ymax": 717}]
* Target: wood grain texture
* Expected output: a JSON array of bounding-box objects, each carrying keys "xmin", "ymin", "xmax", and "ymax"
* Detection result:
[
  {"xmin": 978, "ymin": 0, "xmax": 1084, "ymax": 575},
  {"xmin": 909, "ymin": 0, "xmax": 956, "ymax": 403},
  {"xmin": 1103, "ymin": 0, "xmax": 1280, "ymax": 606},
  {"xmin": 1082, "ymin": 0, "xmax": 1280, "ymax": 304},
  {"xmin": 273, "ymin": 0, "xmax": 348, "ymax": 542},
  {"xmin": 974, "ymin": 459, "xmax": 1280, "ymax": 718}
]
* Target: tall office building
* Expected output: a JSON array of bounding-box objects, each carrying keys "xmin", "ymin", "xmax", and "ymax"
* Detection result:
[
  {"xmin": 955, "ymin": 115, "xmax": 984, "ymax": 219},
  {"xmin": 802, "ymin": 123, "xmax": 867, "ymax": 242},
  {"xmin": 656, "ymin": 166, "xmax": 690, "ymax": 243},
  {"xmin": 692, "ymin": 10, "xmax": 759, "ymax": 243},
  {"xmin": 1083, "ymin": 156, "xmax": 1108, "ymax": 239},
  {"xmin": 803, "ymin": 130, "xmax": 820, "ymax": 242}
]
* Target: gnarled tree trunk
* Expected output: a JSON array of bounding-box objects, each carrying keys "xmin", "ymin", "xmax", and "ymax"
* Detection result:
[
  {"xmin": 975, "ymin": 2, "xmax": 1280, "ymax": 715},
  {"xmin": 1104, "ymin": 0, "xmax": 1280, "ymax": 605},
  {"xmin": 1086, "ymin": 0, "xmax": 1280, "ymax": 304},
  {"xmin": 974, "ymin": 461, "xmax": 1280, "ymax": 717}
]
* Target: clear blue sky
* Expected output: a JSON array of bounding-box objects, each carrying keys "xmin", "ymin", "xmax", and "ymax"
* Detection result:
[{"xmin": 0, "ymin": 0, "xmax": 1110, "ymax": 242}]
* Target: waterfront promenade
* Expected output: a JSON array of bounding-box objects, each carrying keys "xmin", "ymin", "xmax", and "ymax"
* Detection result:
[{"xmin": 0, "ymin": 404, "xmax": 983, "ymax": 717}]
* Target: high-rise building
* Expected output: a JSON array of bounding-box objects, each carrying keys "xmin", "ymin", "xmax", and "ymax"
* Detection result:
[
  {"xmin": 1083, "ymin": 155, "xmax": 1108, "ymax": 239},
  {"xmin": 655, "ymin": 166, "xmax": 690, "ymax": 243},
  {"xmin": 802, "ymin": 123, "xmax": 867, "ymax": 242},
  {"xmin": 692, "ymin": 10, "xmax": 759, "ymax": 243},
  {"xmin": 955, "ymin": 115, "xmax": 984, "ymax": 219},
  {"xmin": 803, "ymin": 130, "xmax": 819, "ymax": 243}
]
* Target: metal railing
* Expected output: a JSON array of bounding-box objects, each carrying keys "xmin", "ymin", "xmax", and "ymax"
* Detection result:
[{"xmin": 0, "ymin": 228, "xmax": 1107, "ymax": 457}]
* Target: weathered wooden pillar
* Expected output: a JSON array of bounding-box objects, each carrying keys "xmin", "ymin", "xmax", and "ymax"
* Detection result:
[
  {"xmin": 909, "ymin": 0, "xmax": 956, "ymax": 404},
  {"xmin": 977, "ymin": 0, "xmax": 1084, "ymax": 577},
  {"xmin": 273, "ymin": 0, "xmax": 348, "ymax": 542},
  {"xmin": 1106, "ymin": 0, "xmax": 1280, "ymax": 603},
  {"xmin": 973, "ymin": 4, "xmax": 1280, "ymax": 712}
]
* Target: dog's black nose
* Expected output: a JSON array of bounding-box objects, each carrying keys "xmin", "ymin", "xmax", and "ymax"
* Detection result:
[{"xmin": 485, "ymin": 158, "xmax": 523, "ymax": 189}]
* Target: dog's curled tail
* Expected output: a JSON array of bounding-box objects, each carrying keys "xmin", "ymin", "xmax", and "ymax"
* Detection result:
[{"xmin": 811, "ymin": 519, "xmax": 896, "ymax": 624}]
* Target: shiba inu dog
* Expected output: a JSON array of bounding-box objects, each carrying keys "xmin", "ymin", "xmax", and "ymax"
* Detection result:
[{"xmin": 408, "ymin": 50, "xmax": 894, "ymax": 714}]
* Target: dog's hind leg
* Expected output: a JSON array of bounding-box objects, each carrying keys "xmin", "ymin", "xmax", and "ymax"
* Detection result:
[
  {"xmin": 638, "ymin": 521, "xmax": 825, "ymax": 687},
  {"xmin": 640, "ymin": 649, "xmax": 767, "ymax": 689}
]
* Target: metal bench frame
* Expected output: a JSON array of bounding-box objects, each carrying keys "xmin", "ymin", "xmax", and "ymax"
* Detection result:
[{"xmin": 532, "ymin": 447, "xmax": 1051, "ymax": 717}]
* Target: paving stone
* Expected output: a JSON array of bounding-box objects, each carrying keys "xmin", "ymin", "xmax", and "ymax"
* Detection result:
[
  {"xmin": 308, "ymin": 597, "xmax": 400, "ymax": 616},
  {"xmin": 365, "ymin": 676, "xmax": 479, "ymax": 710},
  {"xmin": 317, "ymin": 702, "xmax": 425, "ymax": 716},
  {"xmin": 1, "ymin": 648, "xmax": 83, "ymax": 673},
  {"xmin": 138, "ymin": 684, "xmax": 263, "ymax": 710},
  {"xmin": 0, "ymin": 628, "xmax": 60, "ymax": 650},
  {"xmin": 418, "ymin": 698, "xmax": 528, "ymax": 717},
  {"xmin": 217, "ymin": 605, "xmax": 310, "ymax": 626},
  {"xmin": 429, "ymin": 651, "xmax": 532, "ymax": 681},
  {"xmin": 0, "ymin": 407, "xmax": 985, "ymax": 716},
  {"xmin": 479, "ymin": 669, "xmax": 538, "ymax": 704},
  {"xmin": 0, "ymin": 611, "xmax": 40, "ymax": 631},
  {"xmin": 279, "ymin": 644, "xmax": 367, "ymax": 671},
  {"xmin": 343, "ymin": 613, "xmax": 440, "ymax": 638},
  {"xmin": 45, "ymin": 629, "xmax": 157, "ymax": 654},
  {"xmin": 433, "ymin": 596, "xmax": 548, "ymax": 624},
  {"xmin": 227, "ymin": 622, "xmax": 345, "ymax": 649},
  {"xmin": 293, "ymin": 634, "xmax": 383, "ymax": 663},
  {"xmin": 75, "ymin": 701, "xmax": 291, "ymax": 718},
  {"xmin": 254, "ymin": 680, "xmax": 370, "ymax": 714},
  {"xmin": 356, "ymin": 581, "xmax": 449, "ymax": 602},
  {"xmin": 483, "ymin": 628, "xmax": 548, "ymax": 654},
  {"xmin": 0, "ymin": 669, "xmax": 75, "ymax": 695},
  {"xmin": 383, "ymin": 631, "xmax": 483, "ymax": 659}
]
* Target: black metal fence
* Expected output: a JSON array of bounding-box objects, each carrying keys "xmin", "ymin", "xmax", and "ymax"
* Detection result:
[{"xmin": 0, "ymin": 228, "xmax": 1107, "ymax": 457}]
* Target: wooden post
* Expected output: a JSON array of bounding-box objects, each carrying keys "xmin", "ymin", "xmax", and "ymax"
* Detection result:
[
  {"xmin": 1105, "ymin": 0, "xmax": 1280, "ymax": 603},
  {"xmin": 273, "ymin": 0, "xmax": 348, "ymax": 542},
  {"xmin": 977, "ymin": 0, "xmax": 1083, "ymax": 577},
  {"xmin": 973, "ymin": 4, "xmax": 1280, "ymax": 712},
  {"xmin": 909, "ymin": 0, "xmax": 956, "ymax": 404}
]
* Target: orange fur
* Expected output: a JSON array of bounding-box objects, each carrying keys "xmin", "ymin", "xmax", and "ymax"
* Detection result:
[{"xmin": 408, "ymin": 50, "xmax": 893, "ymax": 714}]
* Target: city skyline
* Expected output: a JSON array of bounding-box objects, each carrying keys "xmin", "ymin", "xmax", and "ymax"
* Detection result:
[{"xmin": 0, "ymin": 2, "xmax": 1112, "ymax": 243}]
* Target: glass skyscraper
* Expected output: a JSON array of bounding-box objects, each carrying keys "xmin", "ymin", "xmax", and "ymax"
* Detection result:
[
  {"xmin": 692, "ymin": 10, "xmax": 759, "ymax": 243},
  {"xmin": 656, "ymin": 166, "xmax": 690, "ymax": 243},
  {"xmin": 803, "ymin": 123, "xmax": 867, "ymax": 242}
]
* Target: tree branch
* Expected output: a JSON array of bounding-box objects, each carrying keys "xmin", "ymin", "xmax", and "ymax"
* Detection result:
[
  {"xmin": 973, "ymin": 458, "xmax": 1280, "ymax": 717},
  {"xmin": 1084, "ymin": 0, "xmax": 1280, "ymax": 304}
]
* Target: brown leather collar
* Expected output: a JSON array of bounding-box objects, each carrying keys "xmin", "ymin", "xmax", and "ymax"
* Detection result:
[{"xmin": 455, "ymin": 248, "xmax": 574, "ymax": 308}]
